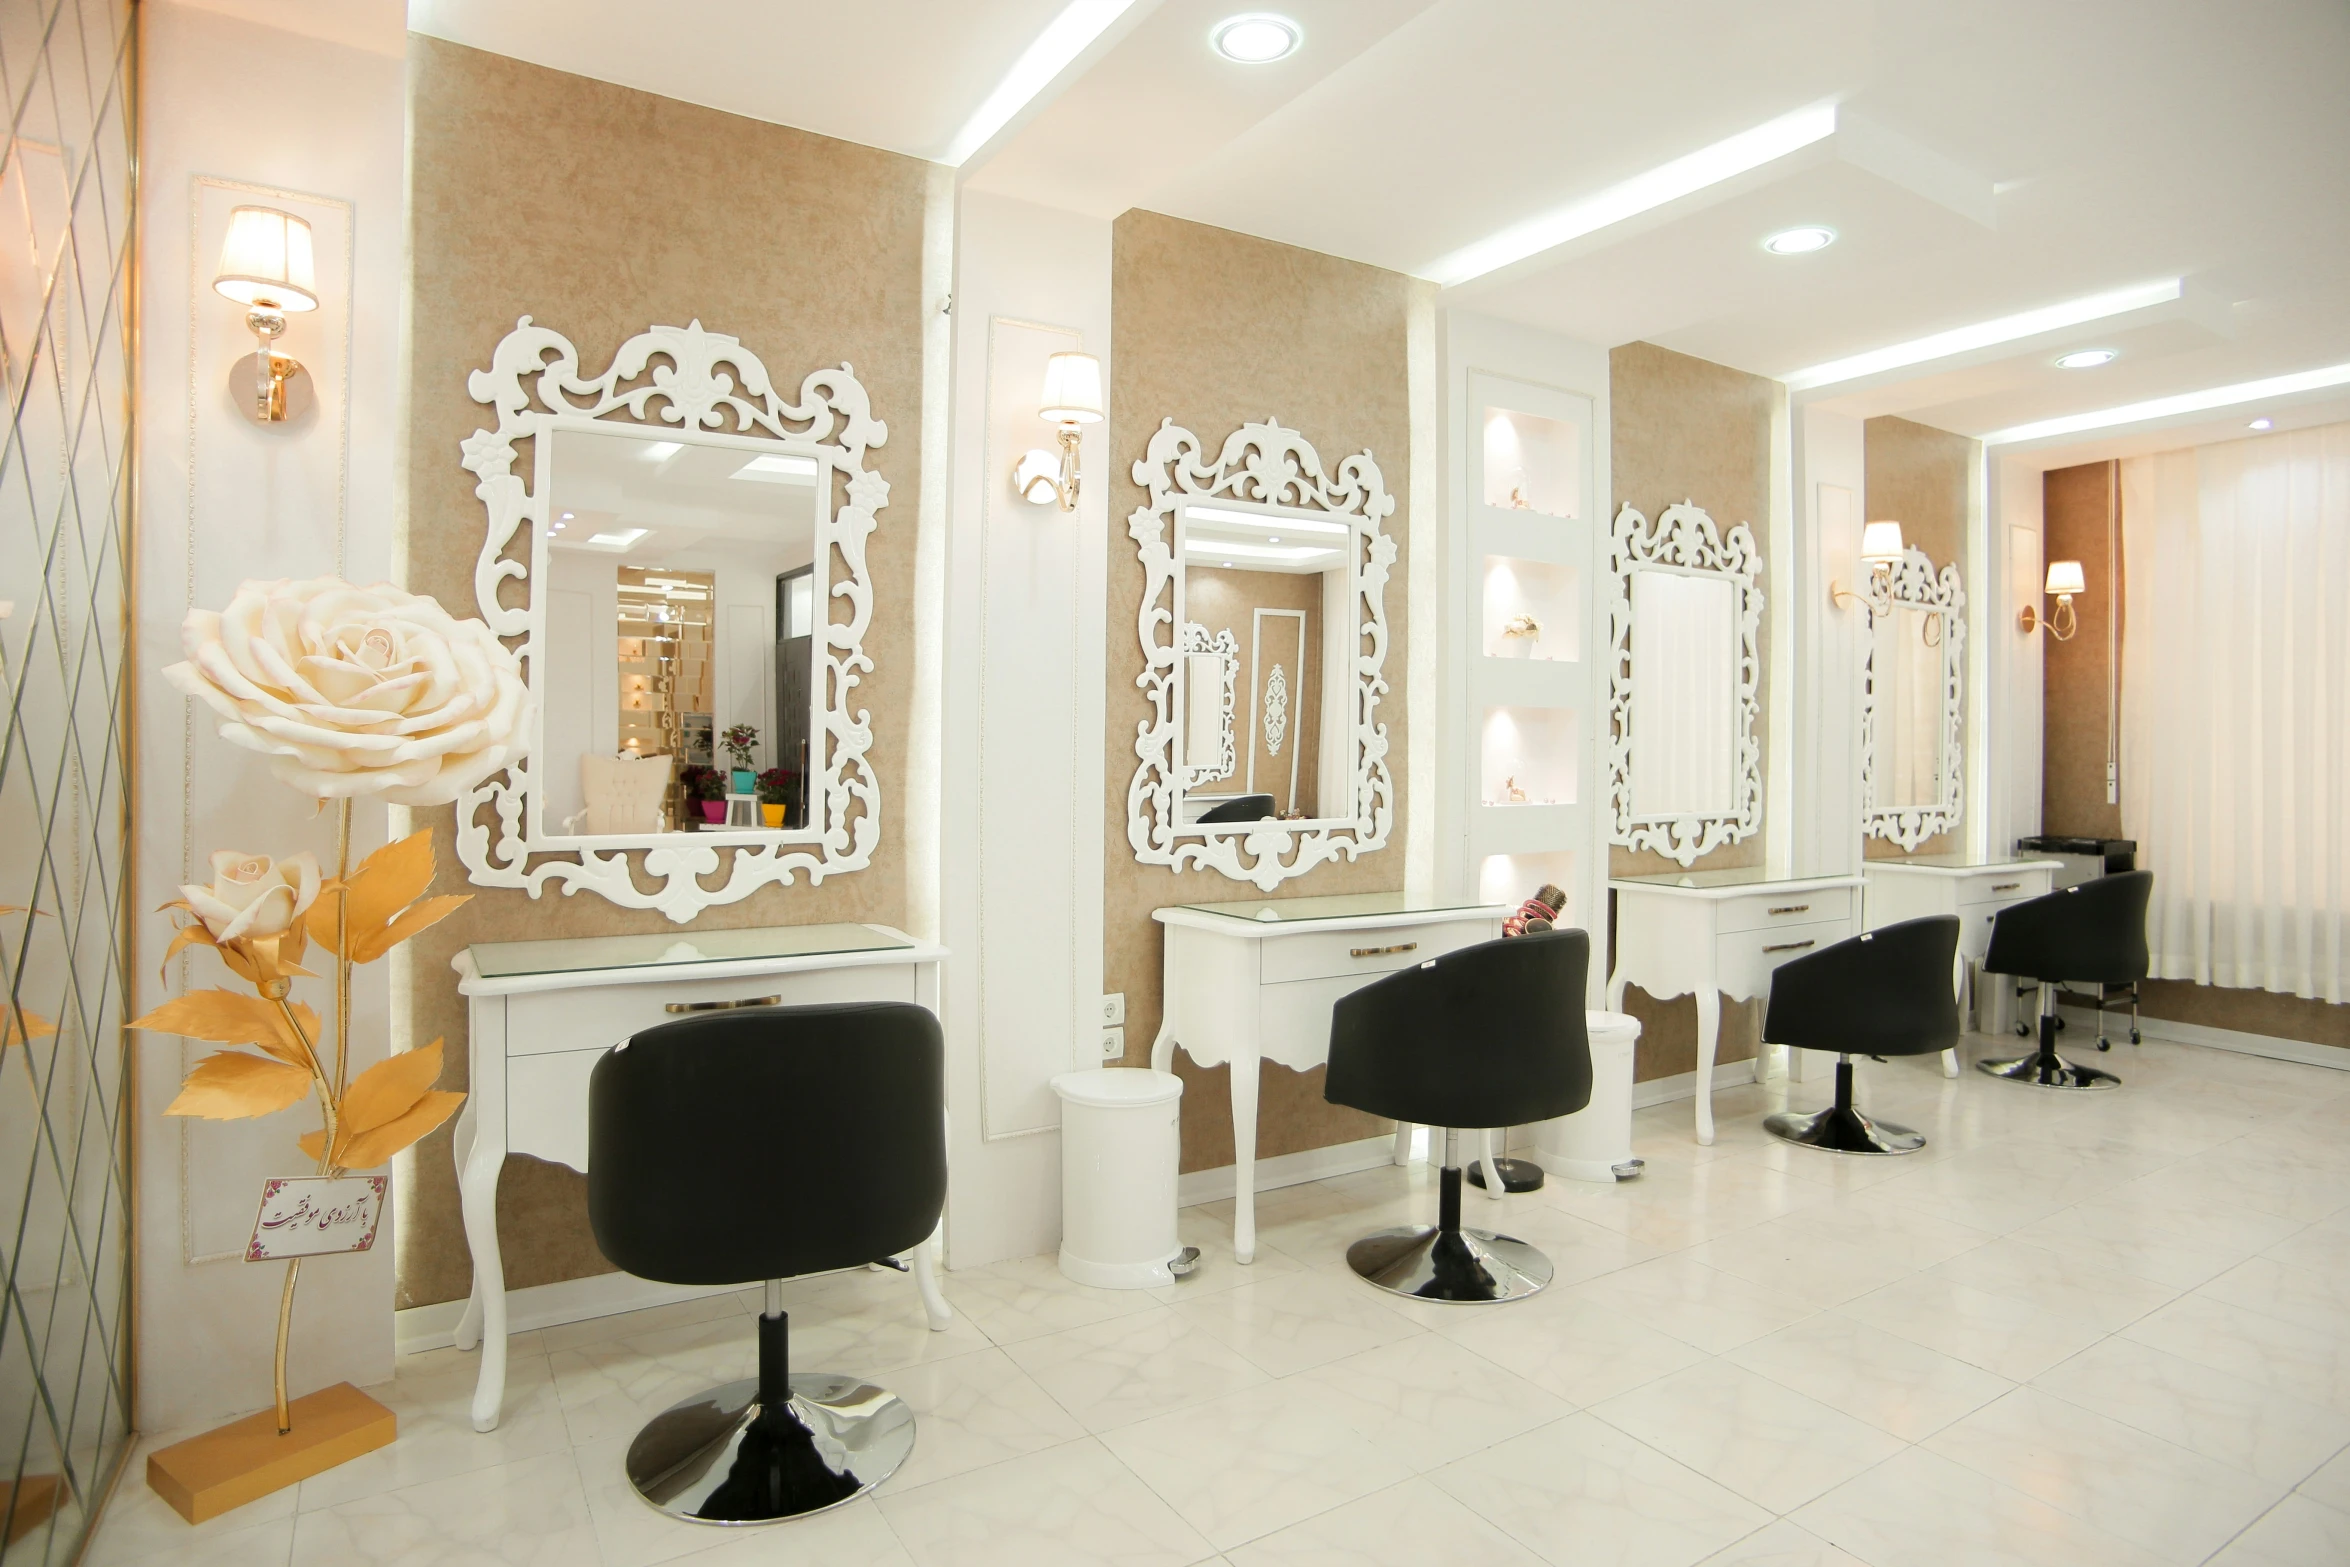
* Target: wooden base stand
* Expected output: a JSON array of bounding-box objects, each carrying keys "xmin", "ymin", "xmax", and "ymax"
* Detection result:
[
  {"xmin": 1, "ymin": 1474, "xmax": 62, "ymax": 1544},
  {"xmin": 146, "ymin": 1383, "xmax": 396, "ymax": 1524}
]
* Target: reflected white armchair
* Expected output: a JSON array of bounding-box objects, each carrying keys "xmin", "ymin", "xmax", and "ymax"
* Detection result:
[{"xmin": 574, "ymin": 752, "xmax": 672, "ymax": 835}]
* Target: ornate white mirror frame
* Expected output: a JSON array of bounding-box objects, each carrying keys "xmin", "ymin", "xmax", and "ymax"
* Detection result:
[
  {"xmin": 1127, "ymin": 418, "xmax": 1396, "ymax": 891},
  {"xmin": 1861, "ymin": 546, "xmax": 1966, "ymax": 850},
  {"xmin": 1178, "ymin": 622, "xmax": 1239, "ymax": 786},
  {"xmin": 453, "ymin": 317, "xmax": 887, "ymax": 922},
  {"xmin": 1607, "ymin": 500, "xmax": 1764, "ymax": 866}
]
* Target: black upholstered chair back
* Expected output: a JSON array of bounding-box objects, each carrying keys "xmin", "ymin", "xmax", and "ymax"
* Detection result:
[
  {"xmin": 588, "ymin": 1001, "xmax": 946, "ymax": 1286},
  {"xmin": 1983, "ymin": 870, "xmax": 2152, "ymax": 984},
  {"xmin": 1762, "ymin": 916, "xmax": 1961, "ymax": 1059},
  {"xmin": 1198, "ymin": 793, "xmax": 1276, "ymax": 824},
  {"xmin": 1324, "ymin": 929, "xmax": 1593, "ymax": 1129}
]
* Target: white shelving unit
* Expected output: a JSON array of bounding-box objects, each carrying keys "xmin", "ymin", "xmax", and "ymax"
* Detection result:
[{"xmin": 1461, "ymin": 371, "xmax": 1600, "ymax": 941}]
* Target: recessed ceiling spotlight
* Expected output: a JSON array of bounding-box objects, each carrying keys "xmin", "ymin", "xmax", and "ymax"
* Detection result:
[
  {"xmin": 2054, "ymin": 349, "xmax": 2117, "ymax": 369},
  {"xmin": 1763, "ymin": 225, "xmax": 1836, "ymax": 255},
  {"xmin": 1211, "ymin": 13, "xmax": 1300, "ymax": 63},
  {"xmin": 2248, "ymin": 417, "xmax": 2274, "ymax": 430}
]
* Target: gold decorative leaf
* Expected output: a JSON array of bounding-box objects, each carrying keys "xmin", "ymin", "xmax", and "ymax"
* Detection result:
[
  {"xmin": 309, "ymin": 831, "xmax": 471, "ymax": 963},
  {"xmin": 339, "ymin": 1090, "xmax": 464, "ymax": 1169},
  {"xmin": 352, "ymin": 894, "xmax": 469, "ymax": 963},
  {"xmin": 1, "ymin": 1008, "xmax": 56, "ymax": 1049},
  {"xmin": 129, "ymin": 990, "xmax": 318, "ymax": 1069},
  {"xmin": 164, "ymin": 1051, "xmax": 315, "ymax": 1119},
  {"xmin": 337, "ymin": 1038, "xmax": 447, "ymax": 1138}
]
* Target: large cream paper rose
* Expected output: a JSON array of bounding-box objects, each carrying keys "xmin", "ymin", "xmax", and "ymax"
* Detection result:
[
  {"xmin": 181, "ymin": 850, "xmax": 321, "ymax": 942},
  {"xmin": 165, "ymin": 578, "xmax": 529, "ymax": 805}
]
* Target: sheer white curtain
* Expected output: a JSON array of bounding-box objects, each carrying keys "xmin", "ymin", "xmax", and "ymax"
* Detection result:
[{"xmin": 2119, "ymin": 423, "xmax": 2350, "ymax": 1002}]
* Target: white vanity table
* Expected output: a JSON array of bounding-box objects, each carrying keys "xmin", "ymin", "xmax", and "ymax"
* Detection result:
[
  {"xmin": 1148, "ymin": 892, "xmax": 1507, "ymax": 1264},
  {"xmin": 1863, "ymin": 854, "xmax": 2061, "ymax": 1034},
  {"xmin": 1606, "ymin": 868, "xmax": 1864, "ymax": 1145},
  {"xmin": 449, "ymin": 922, "xmax": 948, "ymax": 1431}
]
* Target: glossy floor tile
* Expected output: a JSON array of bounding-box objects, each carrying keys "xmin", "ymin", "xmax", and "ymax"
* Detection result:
[{"xmin": 88, "ymin": 1035, "xmax": 2350, "ymax": 1566}]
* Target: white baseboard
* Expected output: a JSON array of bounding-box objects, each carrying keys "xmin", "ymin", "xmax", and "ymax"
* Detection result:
[
  {"xmin": 2059, "ymin": 1005, "xmax": 2349, "ymax": 1073},
  {"xmin": 1178, "ymin": 1133, "xmax": 1398, "ymax": 1208},
  {"xmin": 395, "ymin": 1272, "xmax": 743, "ymax": 1356},
  {"xmin": 1631, "ymin": 1057, "xmax": 1761, "ymax": 1109}
]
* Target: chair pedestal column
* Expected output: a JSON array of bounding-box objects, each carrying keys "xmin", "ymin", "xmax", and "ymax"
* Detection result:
[
  {"xmin": 1345, "ymin": 1129, "xmax": 1555, "ymax": 1304},
  {"xmin": 1764, "ymin": 1056, "xmax": 1925, "ymax": 1155},
  {"xmin": 1977, "ymin": 985, "xmax": 2120, "ymax": 1091},
  {"xmin": 624, "ymin": 1283, "xmax": 916, "ymax": 1525}
]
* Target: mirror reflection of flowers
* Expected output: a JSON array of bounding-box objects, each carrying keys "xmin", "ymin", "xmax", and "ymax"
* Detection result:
[
  {"xmin": 130, "ymin": 574, "xmax": 530, "ymax": 1436},
  {"xmin": 754, "ymin": 766, "xmax": 795, "ymax": 805},
  {"xmin": 719, "ymin": 722, "xmax": 760, "ymax": 770}
]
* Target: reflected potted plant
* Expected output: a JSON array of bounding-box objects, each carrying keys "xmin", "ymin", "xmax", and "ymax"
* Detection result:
[
  {"xmin": 754, "ymin": 766, "xmax": 795, "ymax": 829},
  {"xmin": 719, "ymin": 722, "xmax": 759, "ymax": 796},
  {"xmin": 679, "ymin": 763, "xmax": 726, "ymax": 825}
]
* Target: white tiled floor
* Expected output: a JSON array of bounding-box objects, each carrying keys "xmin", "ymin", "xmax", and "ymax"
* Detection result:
[{"xmin": 95, "ymin": 1035, "xmax": 2350, "ymax": 1567}]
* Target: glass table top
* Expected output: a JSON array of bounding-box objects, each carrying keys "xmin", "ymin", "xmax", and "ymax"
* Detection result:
[
  {"xmin": 1867, "ymin": 852, "xmax": 2059, "ymax": 871},
  {"xmin": 1172, "ymin": 891, "xmax": 1502, "ymax": 925},
  {"xmin": 468, "ymin": 922, "xmax": 910, "ymax": 980}
]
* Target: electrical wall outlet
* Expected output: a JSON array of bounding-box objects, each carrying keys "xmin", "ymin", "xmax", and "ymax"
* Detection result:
[
  {"xmin": 1100, "ymin": 1026, "xmax": 1125, "ymax": 1060},
  {"xmin": 1100, "ymin": 993, "xmax": 1125, "ymax": 1025}
]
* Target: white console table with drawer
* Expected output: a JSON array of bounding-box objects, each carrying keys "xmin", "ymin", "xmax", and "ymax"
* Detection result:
[
  {"xmin": 1863, "ymin": 855, "xmax": 2062, "ymax": 1039},
  {"xmin": 1607, "ymin": 869, "xmax": 1864, "ymax": 1146},
  {"xmin": 1149, "ymin": 893, "xmax": 1508, "ymax": 1265},
  {"xmin": 450, "ymin": 923, "xmax": 947, "ymax": 1432}
]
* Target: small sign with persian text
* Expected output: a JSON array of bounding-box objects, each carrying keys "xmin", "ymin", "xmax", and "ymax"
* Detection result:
[{"xmin": 245, "ymin": 1175, "xmax": 386, "ymax": 1261}]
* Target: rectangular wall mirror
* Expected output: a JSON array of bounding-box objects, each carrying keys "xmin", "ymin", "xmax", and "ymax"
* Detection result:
[
  {"xmin": 1862, "ymin": 549, "xmax": 1966, "ymax": 849},
  {"xmin": 1606, "ymin": 501, "xmax": 1764, "ymax": 865},
  {"xmin": 536, "ymin": 422, "xmax": 822, "ymax": 840},
  {"xmin": 1172, "ymin": 501, "xmax": 1353, "ymax": 825}
]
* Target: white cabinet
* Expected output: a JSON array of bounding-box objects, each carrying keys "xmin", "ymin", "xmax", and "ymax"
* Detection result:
[
  {"xmin": 1148, "ymin": 894, "xmax": 1507, "ymax": 1264},
  {"xmin": 1863, "ymin": 855, "xmax": 2061, "ymax": 1035},
  {"xmin": 449, "ymin": 923, "xmax": 947, "ymax": 1433},
  {"xmin": 1606, "ymin": 870, "xmax": 1865, "ymax": 1145}
]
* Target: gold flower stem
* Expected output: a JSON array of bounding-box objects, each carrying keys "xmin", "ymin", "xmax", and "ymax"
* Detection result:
[
  {"xmin": 273, "ymin": 1257, "xmax": 301, "ymax": 1434},
  {"xmin": 266, "ymin": 992, "xmax": 336, "ymax": 1436},
  {"xmin": 334, "ymin": 798, "xmax": 353, "ymax": 1101}
]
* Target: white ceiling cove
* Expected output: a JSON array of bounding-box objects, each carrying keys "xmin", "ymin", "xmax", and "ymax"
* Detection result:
[{"xmin": 411, "ymin": 0, "xmax": 2350, "ymax": 442}]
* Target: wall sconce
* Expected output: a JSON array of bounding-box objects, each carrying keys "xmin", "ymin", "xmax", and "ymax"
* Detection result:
[
  {"xmin": 212, "ymin": 205, "xmax": 317, "ymax": 423},
  {"xmin": 1014, "ymin": 351, "xmax": 1102, "ymax": 511},
  {"xmin": 1828, "ymin": 519, "xmax": 1906, "ymax": 610},
  {"xmin": 2020, "ymin": 559, "xmax": 2085, "ymax": 640}
]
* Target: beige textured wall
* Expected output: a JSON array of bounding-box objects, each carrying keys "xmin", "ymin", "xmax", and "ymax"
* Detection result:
[
  {"xmin": 1862, "ymin": 415, "xmax": 1976, "ymax": 860},
  {"xmin": 1606, "ymin": 342, "xmax": 1778, "ymax": 1079},
  {"xmin": 1106, "ymin": 211, "xmax": 1414, "ymax": 1173},
  {"xmin": 2040, "ymin": 461, "xmax": 2349, "ymax": 1051},
  {"xmin": 396, "ymin": 37, "xmax": 934, "ymax": 1308}
]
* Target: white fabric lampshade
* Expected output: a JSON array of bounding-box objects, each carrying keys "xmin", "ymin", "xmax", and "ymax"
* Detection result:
[
  {"xmin": 1859, "ymin": 520, "xmax": 1906, "ymax": 564},
  {"xmin": 1040, "ymin": 351, "xmax": 1103, "ymax": 424},
  {"xmin": 2044, "ymin": 559, "xmax": 2087, "ymax": 595},
  {"xmin": 214, "ymin": 206, "xmax": 319, "ymax": 312}
]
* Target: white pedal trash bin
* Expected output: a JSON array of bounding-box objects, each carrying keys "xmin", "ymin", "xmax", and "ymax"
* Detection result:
[
  {"xmin": 1051, "ymin": 1067, "xmax": 1199, "ymax": 1289},
  {"xmin": 1533, "ymin": 1011, "xmax": 1644, "ymax": 1182}
]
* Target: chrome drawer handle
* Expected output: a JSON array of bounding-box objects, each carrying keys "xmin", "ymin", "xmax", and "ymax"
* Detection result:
[
  {"xmin": 1762, "ymin": 940, "xmax": 1816, "ymax": 954},
  {"xmin": 664, "ymin": 994, "xmax": 781, "ymax": 1014},
  {"xmin": 1350, "ymin": 942, "xmax": 1418, "ymax": 959},
  {"xmin": 1767, "ymin": 904, "xmax": 1811, "ymax": 915},
  {"xmin": 1991, "ymin": 882, "xmax": 2022, "ymax": 893}
]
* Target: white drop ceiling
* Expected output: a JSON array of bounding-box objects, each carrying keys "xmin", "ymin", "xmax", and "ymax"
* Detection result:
[{"xmin": 407, "ymin": 0, "xmax": 2350, "ymax": 448}]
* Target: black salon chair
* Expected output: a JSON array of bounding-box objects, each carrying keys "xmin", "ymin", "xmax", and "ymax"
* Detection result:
[
  {"xmin": 1978, "ymin": 870, "xmax": 2152, "ymax": 1091},
  {"xmin": 1323, "ymin": 929, "xmax": 1592, "ymax": 1303},
  {"xmin": 587, "ymin": 1001, "xmax": 946, "ymax": 1524},
  {"xmin": 1761, "ymin": 917, "xmax": 1961, "ymax": 1155},
  {"xmin": 1197, "ymin": 793, "xmax": 1276, "ymax": 824}
]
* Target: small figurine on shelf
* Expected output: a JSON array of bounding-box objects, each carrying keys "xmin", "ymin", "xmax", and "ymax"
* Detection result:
[
  {"xmin": 1507, "ymin": 485, "xmax": 1533, "ymax": 511},
  {"xmin": 1498, "ymin": 613, "xmax": 1542, "ymax": 658},
  {"xmin": 1502, "ymin": 775, "xmax": 1528, "ymax": 804},
  {"xmin": 1501, "ymin": 884, "xmax": 1568, "ymax": 938}
]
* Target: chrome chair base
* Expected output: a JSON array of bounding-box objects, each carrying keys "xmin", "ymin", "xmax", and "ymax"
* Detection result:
[
  {"xmin": 1976, "ymin": 1051, "xmax": 2120, "ymax": 1091},
  {"xmin": 1764, "ymin": 1103, "xmax": 1924, "ymax": 1156},
  {"xmin": 625, "ymin": 1372, "xmax": 914, "ymax": 1525},
  {"xmin": 1346, "ymin": 1224, "xmax": 1553, "ymax": 1303}
]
